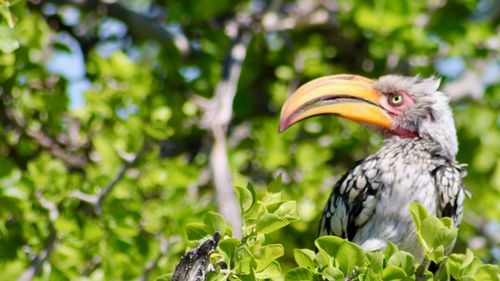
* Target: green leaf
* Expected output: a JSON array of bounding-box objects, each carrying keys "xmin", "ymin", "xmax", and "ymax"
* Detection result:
[
  {"xmin": 293, "ymin": 249, "xmax": 315, "ymax": 269},
  {"xmin": 234, "ymin": 246, "xmax": 256, "ymax": 275},
  {"xmin": 447, "ymin": 251, "xmax": 484, "ymax": 278},
  {"xmin": 267, "ymin": 200, "xmax": 299, "ymax": 221},
  {"xmin": 239, "ymin": 271, "xmax": 256, "ymax": 281},
  {"xmin": 256, "ymin": 213, "xmax": 289, "ymax": 234},
  {"xmin": 233, "ymin": 170, "xmax": 249, "ymax": 188},
  {"xmin": 385, "ymin": 241, "xmax": 400, "ymax": 261},
  {"xmin": 232, "ymin": 171, "xmax": 255, "ymax": 212},
  {"xmin": 388, "ymin": 251, "xmax": 415, "ymax": 276},
  {"xmin": 366, "ymin": 252, "xmax": 384, "ymax": 273},
  {"xmin": 218, "ymin": 238, "xmax": 240, "ymax": 260},
  {"xmin": 254, "ymin": 244, "xmax": 284, "ymax": 271},
  {"xmin": 315, "ymin": 236, "xmax": 365, "ymax": 274},
  {"xmin": 409, "ymin": 202, "xmax": 457, "ymax": 261},
  {"xmin": 285, "ymin": 267, "xmax": 314, "ymax": 281},
  {"xmin": 314, "ymin": 251, "xmax": 329, "ymax": 269},
  {"xmin": 261, "ymin": 191, "xmax": 282, "ymax": 206},
  {"xmin": 335, "ymin": 240, "xmax": 365, "ymax": 274},
  {"xmin": 0, "ymin": 7, "xmax": 16, "ymax": 27},
  {"xmin": 383, "ymin": 265, "xmax": 407, "ymax": 280},
  {"xmin": 315, "ymin": 236, "xmax": 344, "ymax": 259},
  {"xmin": 185, "ymin": 223, "xmax": 208, "ymax": 240},
  {"xmin": 0, "ymin": 26, "xmax": 18, "ymax": 53},
  {"xmin": 204, "ymin": 211, "xmax": 228, "ymax": 236},
  {"xmin": 420, "ymin": 217, "xmax": 457, "ymax": 262},
  {"xmin": 361, "ymin": 268, "xmax": 383, "ymax": 281},
  {"xmin": 474, "ymin": 265, "xmax": 500, "ymax": 281},
  {"xmin": 267, "ymin": 174, "xmax": 282, "ymax": 193},
  {"xmin": 255, "ymin": 261, "xmax": 281, "ymax": 279},
  {"xmin": 459, "ymin": 249, "xmax": 475, "ymax": 270},
  {"xmin": 206, "ymin": 272, "xmax": 228, "ymax": 281},
  {"xmin": 409, "ymin": 202, "xmax": 429, "ymax": 231},
  {"xmin": 155, "ymin": 273, "xmax": 172, "ymax": 281},
  {"xmin": 322, "ymin": 266, "xmax": 344, "ymax": 281}
]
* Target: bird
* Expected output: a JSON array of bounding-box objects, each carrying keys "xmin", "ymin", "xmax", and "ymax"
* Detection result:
[{"xmin": 278, "ymin": 74, "xmax": 467, "ymax": 261}]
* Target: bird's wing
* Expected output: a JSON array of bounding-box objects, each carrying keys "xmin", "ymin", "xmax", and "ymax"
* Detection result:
[
  {"xmin": 319, "ymin": 157, "xmax": 380, "ymax": 240},
  {"xmin": 433, "ymin": 163, "xmax": 467, "ymax": 227}
]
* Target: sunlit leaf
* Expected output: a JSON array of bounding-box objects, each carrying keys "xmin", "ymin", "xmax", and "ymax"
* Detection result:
[
  {"xmin": 293, "ymin": 249, "xmax": 315, "ymax": 269},
  {"xmin": 186, "ymin": 223, "xmax": 208, "ymax": 240},
  {"xmin": 256, "ymin": 213, "xmax": 289, "ymax": 234},
  {"xmin": 285, "ymin": 267, "xmax": 314, "ymax": 281}
]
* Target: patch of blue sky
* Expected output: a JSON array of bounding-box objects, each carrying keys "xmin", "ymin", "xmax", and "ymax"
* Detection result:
[
  {"xmin": 46, "ymin": 33, "xmax": 85, "ymax": 80},
  {"xmin": 96, "ymin": 41, "xmax": 123, "ymax": 58},
  {"xmin": 179, "ymin": 66, "xmax": 201, "ymax": 82},
  {"xmin": 117, "ymin": 105, "xmax": 139, "ymax": 119},
  {"xmin": 482, "ymin": 60, "xmax": 500, "ymax": 85},
  {"xmin": 68, "ymin": 80, "xmax": 90, "ymax": 109},
  {"xmin": 46, "ymin": 33, "xmax": 88, "ymax": 109},
  {"xmin": 99, "ymin": 18, "xmax": 128, "ymax": 39},
  {"xmin": 435, "ymin": 57, "xmax": 465, "ymax": 79},
  {"xmin": 59, "ymin": 5, "xmax": 80, "ymax": 26}
]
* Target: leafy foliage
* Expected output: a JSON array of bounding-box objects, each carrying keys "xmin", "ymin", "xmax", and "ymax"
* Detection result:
[
  {"xmin": 0, "ymin": 0, "xmax": 499, "ymax": 280},
  {"xmin": 180, "ymin": 178, "xmax": 499, "ymax": 280}
]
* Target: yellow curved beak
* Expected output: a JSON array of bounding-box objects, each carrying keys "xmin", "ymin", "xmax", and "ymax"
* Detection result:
[{"xmin": 279, "ymin": 74, "xmax": 393, "ymax": 132}]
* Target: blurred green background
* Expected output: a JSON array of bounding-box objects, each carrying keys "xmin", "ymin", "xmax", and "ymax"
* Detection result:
[{"xmin": 0, "ymin": 0, "xmax": 498, "ymax": 280}]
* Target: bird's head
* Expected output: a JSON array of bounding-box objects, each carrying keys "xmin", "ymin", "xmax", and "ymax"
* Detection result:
[{"xmin": 279, "ymin": 74, "xmax": 458, "ymax": 160}]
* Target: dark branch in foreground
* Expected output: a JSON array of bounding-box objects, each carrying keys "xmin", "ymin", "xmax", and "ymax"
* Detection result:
[{"xmin": 172, "ymin": 232, "xmax": 221, "ymax": 281}]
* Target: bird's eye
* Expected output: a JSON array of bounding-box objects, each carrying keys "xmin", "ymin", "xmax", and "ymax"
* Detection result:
[{"xmin": 389, "ymin": 94, "xmax": 404, "ymax": 106}]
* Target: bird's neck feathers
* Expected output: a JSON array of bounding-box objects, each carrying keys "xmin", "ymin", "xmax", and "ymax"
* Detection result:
[
  {"xmin": 419, "ymin": 91, "xmax": 458, "ymax": 161},
  {"xmin": 418, "ymin": 105, "xmax": 458, "ymax": 161}
]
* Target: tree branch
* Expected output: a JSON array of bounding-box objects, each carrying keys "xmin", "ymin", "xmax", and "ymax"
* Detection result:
[
  {"xmin": 172, "ymin": 232, "xmax": 221, "ymax": 281},
  {"xmin": 18, "ymin": 193, "xmax": 60, "ymax": 281},
  {"xmin": 31, "ymin": 0, "xmax": 188, "ymax": 55},
  {"xmin": 415, "ymin": 257, "xmax": 431, "ymax": 281},
  {"xmin": 200, "ymin": 24, "xmax": 253, "ymax": 238},
  {"xmin": 71, "ymin": 143, "xmax": 149, "ymax": 215},
  {"xmin": 0, "ymin": 92, "xmax": 89, "ymax": 169}
]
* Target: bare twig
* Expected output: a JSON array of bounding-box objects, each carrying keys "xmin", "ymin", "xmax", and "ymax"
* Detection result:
[
  {"xmin": 415, "ymin": 257, "xmax": 431, "ymax": 281},
  {"xmin": 71, "ymin": 143, "xmax": 149, "ymax": 214},
  {"xmin": 198, "ymin": 1, "xmax": 287, "ymax": 239},
  {"xmin": 25, "ymin": 127, "xmax": 88, "ymax": 168},
  {"xmin": 18, "ymin": 193, "xmax": 60, "ymax": 281},
  {"xmin": 0, "ymin": 102, "xmax": 88, "ymax": 169},
  {"xmin": 80, "ymin": 256, "xmax": 102, "ymax": 276},
  {"xmin": 261, "ymin": 0, "xmax": 335, "ymax": 32},
  {"xmin": 344, "ymin": 267, "xmax": 359, "ymax": 281},
  {"xmin": 200, "ymin": 26, "xmax": 253, "ymax": 238}
]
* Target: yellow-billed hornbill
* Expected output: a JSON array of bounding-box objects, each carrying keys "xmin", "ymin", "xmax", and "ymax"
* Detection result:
[{"xmin": 279, "ymin": 74, "xmax": 467, "ymax": 260}]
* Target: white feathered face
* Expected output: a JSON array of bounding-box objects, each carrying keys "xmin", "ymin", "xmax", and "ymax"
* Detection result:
[
  {"xmin": 374, "ymin": 75, "xmax": 444, "ymax": 138},
  {"xmin": 279, "ymin": 74, "xmax": 458, "ymax": 159}
]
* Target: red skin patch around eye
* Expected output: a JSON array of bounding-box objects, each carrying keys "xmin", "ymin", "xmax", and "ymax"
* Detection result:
[
  {"xmin": 379, "ymin": 92, "xmax": 414, "ymax": 117},
  {"xmin": 379, "ymin": 92, "xmax": 418, "ymax": 138}
]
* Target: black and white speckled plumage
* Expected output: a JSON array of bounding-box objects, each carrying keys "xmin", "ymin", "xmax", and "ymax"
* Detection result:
[
  {"xmin": 319, "ymin": 138, "xmax": 466, "ymax": 260},
  {"xmin": 318, "ymin": 76, "xmax": 467, "ymax": 261}
]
